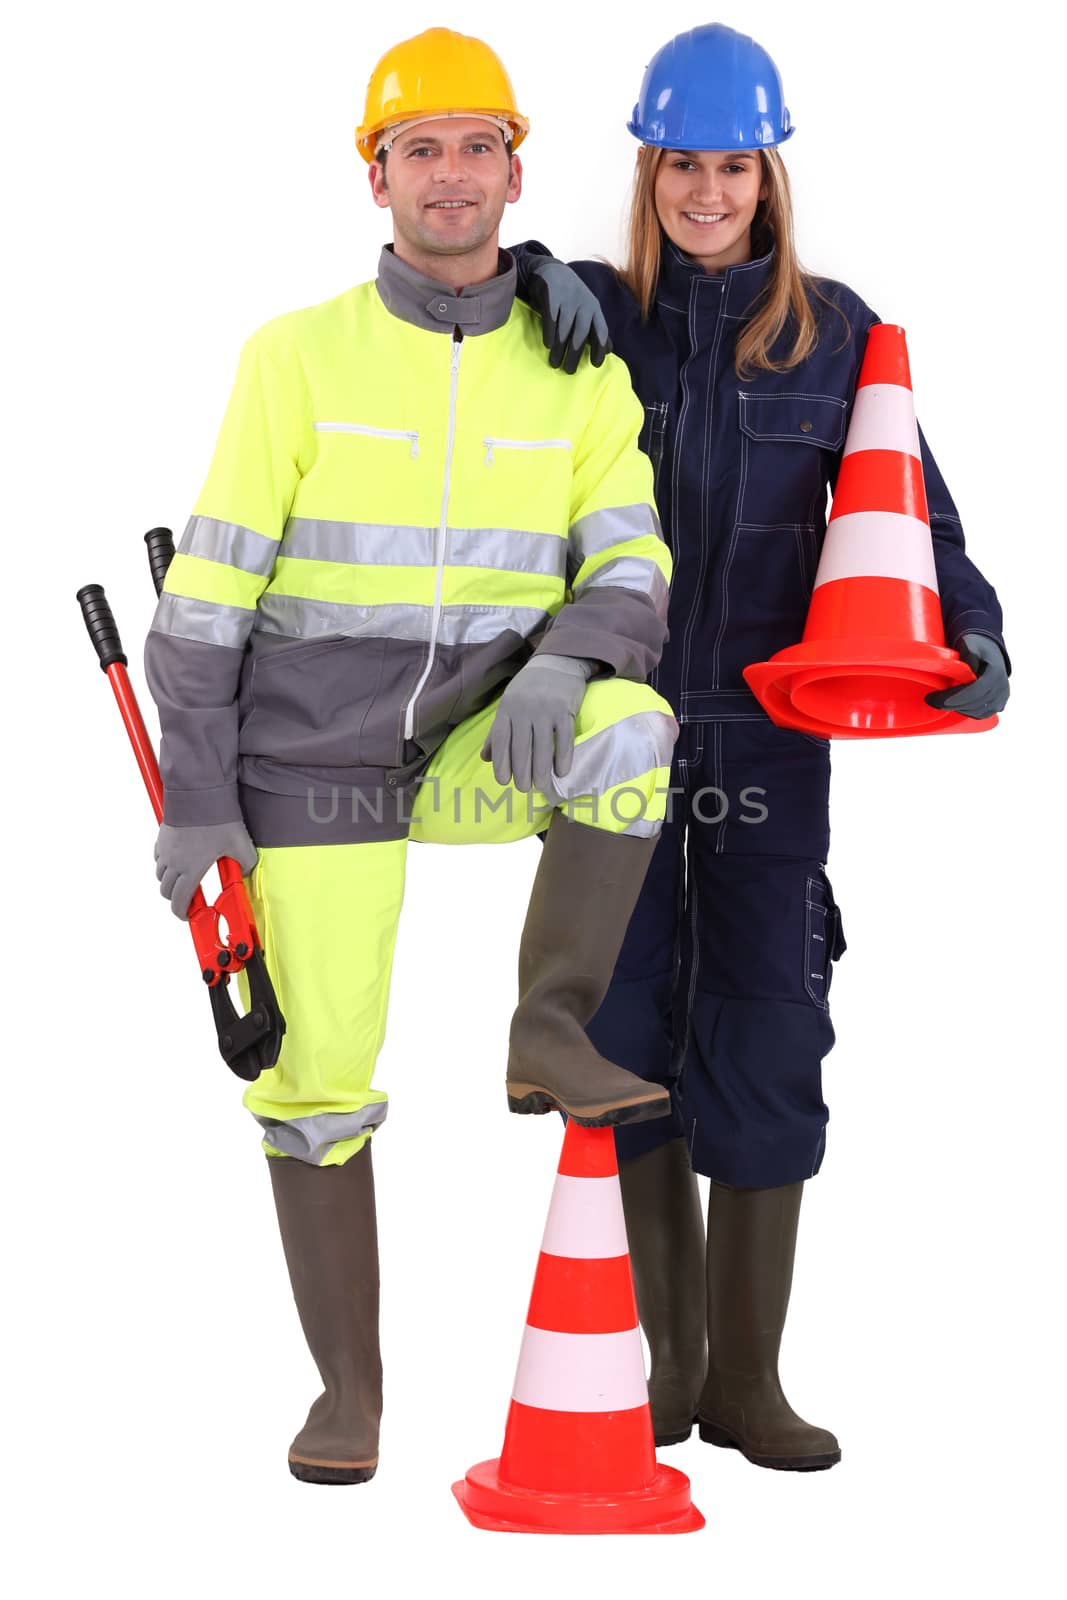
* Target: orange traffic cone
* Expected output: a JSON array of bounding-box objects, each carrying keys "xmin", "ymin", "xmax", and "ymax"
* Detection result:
[
  {"xmin": 743, "ymin": 324, "xmax": 997, "ymax": 737},
  {"xmin": 453, "ymin": 1122, "xmax": 704, "ymax": 1534}
]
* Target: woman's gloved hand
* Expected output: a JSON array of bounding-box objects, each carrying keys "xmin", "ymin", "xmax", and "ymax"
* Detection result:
[
  {"xmin": 527, "ymin": 260, "xmax": 612, "ymax": 375},
  {"xmin": 925, "ymin": 633, "xmax": 1011, "ymax": 719},
  {"xmin": 154, "ymin": 820, "xmax": 258, "ymax": 920},
  {"xmin": 481, "ymin": 655, "xmax": 597, "ymax": 796}
]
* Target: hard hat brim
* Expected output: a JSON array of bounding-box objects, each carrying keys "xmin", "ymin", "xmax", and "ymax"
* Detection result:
[{"xmin": 627, "ymin": 123, "xmax": 795, "ymax": 150}]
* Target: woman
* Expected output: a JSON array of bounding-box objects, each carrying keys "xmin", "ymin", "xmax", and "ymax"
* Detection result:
[{"xmin": 513, "ymin": 22, "xmax": 1009, "ymax": 1471}]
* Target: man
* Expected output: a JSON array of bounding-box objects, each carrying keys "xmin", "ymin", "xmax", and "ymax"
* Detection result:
[{"xmin": 145, "ymin": 27, "xmax": 677, "ymax": 1484}]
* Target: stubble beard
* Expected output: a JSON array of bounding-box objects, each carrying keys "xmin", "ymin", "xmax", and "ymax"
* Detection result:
[{"xmin": 402, "ymin": 200, "xmax": 503, "ymax": 260}]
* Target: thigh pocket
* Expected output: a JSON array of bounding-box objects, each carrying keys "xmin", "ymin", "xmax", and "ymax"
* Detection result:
[{"xmin": 804, "ymin": 871, "xmax": 847, "ymax": 1009}]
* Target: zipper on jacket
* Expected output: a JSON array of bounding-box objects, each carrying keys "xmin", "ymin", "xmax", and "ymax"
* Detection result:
[
  {"xmin": 483, "ymin": 436, "xmax": 571, "ymax": 466},
  {"xmin": 314, "ymin": 420, "xmax": 420, "ymax": 458},
  {"xmin": 404, "ymin": 333, "xmax": 463, "ymax": 741}
]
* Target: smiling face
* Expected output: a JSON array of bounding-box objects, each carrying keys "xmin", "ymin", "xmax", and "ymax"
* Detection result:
[
  {"xmin": 368, "ymin": 116, "xmax": 522, "ymax": 285},
  {"xmin": 654, "ymin": 149, "xmax": 765, "ymax": 272}
]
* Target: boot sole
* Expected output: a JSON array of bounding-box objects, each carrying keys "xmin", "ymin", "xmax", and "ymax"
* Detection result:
[
  {"xmin": 288, "ymin": 1455, "xmax": 378, "ymax": 1486},
  {"xmin": 698, "ymin": 1419, "xmax": 840, "ymax": 1472},
  {"xmin": 507, "ymin": 1086, "xmax": 671, "ymax": 1128}
]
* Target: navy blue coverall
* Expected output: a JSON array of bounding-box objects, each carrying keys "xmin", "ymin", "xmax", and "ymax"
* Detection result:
[{"xmin": 515, "ymin": 239, "xmax": 1006, "ymax": 1186}]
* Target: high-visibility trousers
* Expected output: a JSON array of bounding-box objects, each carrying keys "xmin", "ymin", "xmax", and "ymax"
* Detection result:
[{"xmin": 240, "ymin": 678, "xmax": 676, "ymax": 1166}]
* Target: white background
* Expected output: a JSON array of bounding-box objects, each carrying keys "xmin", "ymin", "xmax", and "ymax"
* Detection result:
[{"xmin": 4, "ymin": 1, "xmax": 1062, "ymax": 1595}]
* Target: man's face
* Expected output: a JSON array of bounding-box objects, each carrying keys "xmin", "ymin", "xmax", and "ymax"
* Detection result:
[{"xmin": 369, "ymin": 117, "xmax": 522, "ymax": 260}]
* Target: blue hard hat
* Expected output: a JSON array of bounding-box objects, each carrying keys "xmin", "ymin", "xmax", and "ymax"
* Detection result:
[{"xmin": 628, "ymin": 23, "xmax": 794, "ymax": 150}]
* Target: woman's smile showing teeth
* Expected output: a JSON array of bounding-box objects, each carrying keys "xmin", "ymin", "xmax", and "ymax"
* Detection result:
[{"xmin": 684, "ymin": 211, "xmax": 727, "ymax": 224}]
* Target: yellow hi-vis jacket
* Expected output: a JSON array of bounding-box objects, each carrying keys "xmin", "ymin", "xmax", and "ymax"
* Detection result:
[{"xmin": 146, "ymin": 247, "xmax": 672, "ymax": 845}]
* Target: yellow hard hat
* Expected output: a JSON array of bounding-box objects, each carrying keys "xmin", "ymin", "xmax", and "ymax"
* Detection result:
[{"xmin": 356, "ymin": 28, "xmax": 529, "ymax": 163}]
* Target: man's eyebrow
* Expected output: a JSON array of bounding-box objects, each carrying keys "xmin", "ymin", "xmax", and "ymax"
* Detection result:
[{"xmin": 396, "ymin": 128, "xmax": 503, "ymax": 153}]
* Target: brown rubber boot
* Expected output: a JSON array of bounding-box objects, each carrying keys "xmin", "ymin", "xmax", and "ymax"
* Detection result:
[
  {"xmin": 267, "ymin": 1144, "xmax": 383, "ymax": 1484},
  {"xmin": 619, "ymin": 1138, "xmax": 707, "ymax": 1445},
  {"xmin": 507, "ymin": 813, "xmax": 672, "ymax": 1127},
  {"xmin": 697, "ymin": 1180, "xmax": 841, "ymax": 1471}
]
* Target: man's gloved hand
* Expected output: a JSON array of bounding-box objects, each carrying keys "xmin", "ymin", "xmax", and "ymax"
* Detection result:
[
  {"xmin": 154, "ymin": 820, "xmax": 258, "ymax": 920},
  {"xmin": 527, "ymin": 259, "xmax": 612, "ymax": 375},
  {"xmin": 481, "ymin": 655, "xmax": 597, "ymax": 796},
  {"xmin": 925, "ymin": 633, "xmax": 1010, "ymax": 719}
]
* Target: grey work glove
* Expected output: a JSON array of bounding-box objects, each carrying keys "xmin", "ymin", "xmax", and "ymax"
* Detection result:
[
  {"xmin": 925, "ymin": 633, "xmax": 1010, "ymax": 719},
  {"xmin": 155, "ymin": 820, "xmax": 258, "ymax": 921},
  {"xmin": 481, "ymin": 655, "xmax": 597, "ymax": 796},
  {"xmin": 527, "ymin": 259, "xmax": 612, "ymax": 375}
]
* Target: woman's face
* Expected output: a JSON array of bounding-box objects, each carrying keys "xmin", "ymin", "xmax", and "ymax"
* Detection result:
[{"xmin": 654, "ymin": 149, "xmax": 765, "ymax": 272}]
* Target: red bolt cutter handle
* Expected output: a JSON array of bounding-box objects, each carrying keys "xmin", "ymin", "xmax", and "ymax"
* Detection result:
[{"xmin": 77, "ymin": 555, "xmax": 285, "ymax": 1080}]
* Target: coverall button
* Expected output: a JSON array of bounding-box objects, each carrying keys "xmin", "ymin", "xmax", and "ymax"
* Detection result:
[
  {"xmin": 437, "ymin": 302, "xmax": 448, "ymax": 313},
  {"xmin": 800, "ymin": 419, "xmax": 813, "ymax": 432}
]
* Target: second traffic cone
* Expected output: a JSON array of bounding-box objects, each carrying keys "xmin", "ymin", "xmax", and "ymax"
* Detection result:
[
  {"xmin": 453, "ymin": 1122, "xmax": 704, "ymax": 1534},
  {"xmin": 743, "ymin": 324, "xmax": 997, "ymax": 738}
]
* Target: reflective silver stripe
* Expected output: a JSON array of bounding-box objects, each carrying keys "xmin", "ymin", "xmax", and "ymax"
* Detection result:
[
  {"xmin": 150, "ymin": 591, "xmax": 255, "ymax": 649},
  {"xmin": 256, "ymin": 1103, "xmax": 388, "ymax": 1165},
  {"xmin": 553, "ymin": 709, "xmax": 678, "ymax": 802},
  {"xmin": 573, "ymin": 556, "xmax": 669, "ymax": 619},
  {"xmin": 451, "ymin": 527, "xmax": 566, "ymax": 577},
  {"xmin": 255, "ymin": 592, "xmax": 552, "ymax": 645},
  {"xmin": 569, "ymin": 504, "xmax": 664, "ymax": 571},
  {"xmin": 561, "ymin": 812, "xmax": 661, "ymax": 838},
  {"xmin": 179, "ymin": 515, "xmax": 278, "ymax": 577},
  {"xmin": 282, "ymin": 518, "xmax": 433, "ymax": 567},
  {"xmin": 620, "ymin": 815, "xmax": 663, "ymax": 838},
  {"xmin": 280, "ymin": 517, "xmax": 565, "ymax": 578}
]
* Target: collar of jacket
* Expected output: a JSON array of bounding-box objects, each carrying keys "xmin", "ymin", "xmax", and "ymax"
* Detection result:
[
  {"xmin": 657, "ymin": 239, "xmax": 775, "ymax": 322},
  {"xmin": 375, "ymin": 244, "xmax": 517, "ymax": 335}
]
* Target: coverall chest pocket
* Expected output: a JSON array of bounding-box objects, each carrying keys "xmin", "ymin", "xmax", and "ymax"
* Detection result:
[
  {"xmin": 240, "ymin": 634, "xmax": 406, "ymax": 771},
  {"xmin": 478, "ymin": 437, "xmax": 573, "ymax": 519},
  {"xmin": 737, "ymin": 392, "xmax": 846, "ymax": 528}
]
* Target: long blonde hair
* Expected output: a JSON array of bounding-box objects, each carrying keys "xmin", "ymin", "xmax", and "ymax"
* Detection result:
[{"xmin": 619, "ymin": 145, "xmax": 842, "ymax": 376}]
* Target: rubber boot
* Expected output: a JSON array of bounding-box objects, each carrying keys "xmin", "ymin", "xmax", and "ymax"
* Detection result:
[
  {"xmin": 619, "ymin": 1138, "xmax": 707, "ymax": 1445},
  {"xmin": 697, "ymin": 1181, "xmax": 841, "ymax": 1471},
  {"xmin": 507, "ymin": 812, "xmax": 672, "ymax": 1127},
  {"xmin": 267, "ymin": 1143, "xmax": 383, "ymax": 1484}
]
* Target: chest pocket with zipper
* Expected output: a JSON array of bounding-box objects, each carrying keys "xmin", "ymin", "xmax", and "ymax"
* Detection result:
[
  {"xmin": 313, "ymin": 420, "xmax": 420, "ymax": 455},
  {"xmin": 737, "ymin": 392, "xmax": 847, "ymax": 529},
  {"xmin": 482, "ymin": 436, "xmax": 572, "ymax": 464},
  {"xmin": 472, "ymin": 437, "xmax": 575, "ymax": 551}
]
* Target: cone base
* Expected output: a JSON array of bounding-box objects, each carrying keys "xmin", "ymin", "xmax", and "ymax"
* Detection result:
[
  {"xmin": 452, "ymin": 1459, "xmax": 705, "ymax": 1535},
  {"xmin": 744, "ymin": 638, "xmax": 998, "ymax": 738}
]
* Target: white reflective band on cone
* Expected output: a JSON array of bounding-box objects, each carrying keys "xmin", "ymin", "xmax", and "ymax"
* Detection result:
[
  {"xmin": 539, "ymin": 1175, "xmax": 630, "ymax": 1260},
  {"xmin": 842, "ymin": 384, "xmax": 922, "ymax": 460},
  {"xmin": 814, "ymin": 511, "xmax": 940, "ymax": 590},
  {"xmin": 511, "ymin": 1327, "xmax": 649, "ymax": 1412}
]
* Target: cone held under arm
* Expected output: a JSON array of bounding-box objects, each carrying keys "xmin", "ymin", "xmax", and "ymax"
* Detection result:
[{"xmin": 743, "ymin": 324, "xmax": 997, "ymax": 738}]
